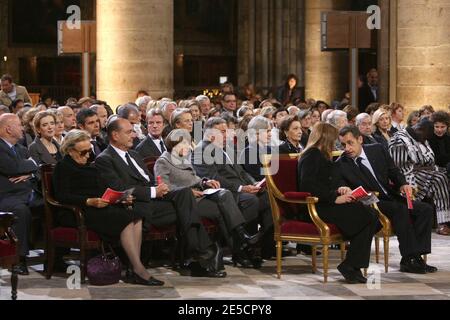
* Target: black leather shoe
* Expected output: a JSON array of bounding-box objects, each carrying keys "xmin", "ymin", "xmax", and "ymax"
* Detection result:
[
  {"xmin": 130, "ymin": 272, "xmax": 165, "ymax": 286},
  {"xmin": 11, "ymin": 262, "xmax": 29, "ymax": 276},
  {"xmin": 415, "ymin": 257, "xmax": 438, "ymax": 273},
  {"xmin": 234, "ymin": 226, "xmax": 262, "ymax": 248},
  {"xmin": 400, "ymin": 258, "xmax": 427, "ymax": 274},
  {"xmin": 297, "ymin": 244, "xmax": 322, "ymax": 256},
  {"xmin": 354, "ymin": 269, "xmax": 368, "ymax": 284},
  {"xmin": 191, "ymin": 266, "xmax": 227, "ymax": 278},
  {"xmin": 232, "ymin": 252, "xmax": 253, "ymax": 269},
  {"xmin": 337, "ymin": 263, "xmax": 359, "ymax": 284}
]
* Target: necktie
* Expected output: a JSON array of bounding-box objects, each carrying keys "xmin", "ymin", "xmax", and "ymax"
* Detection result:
[
  {"xmin": 125, "ymin": 153, "xmax": 144, "ymax": 179},
  {"xmin": 91, "ymin": 140, "xmax": 101, "ymax": 156},
  {"xmin": 10, "ymin": 145, "xmax": 18, "ymax": 157},
  {"xmin": 356, "ymin": 157, "xmax": 387, "ymax": 198},
  {"xmin": 160, "ymin": 140, "xmax": 166, "ymax": 153}
]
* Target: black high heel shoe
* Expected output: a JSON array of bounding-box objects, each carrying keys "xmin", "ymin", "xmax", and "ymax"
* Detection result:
[{"xmin": 129, "ymin": 272, "xmax": 165, "ymax": 286}]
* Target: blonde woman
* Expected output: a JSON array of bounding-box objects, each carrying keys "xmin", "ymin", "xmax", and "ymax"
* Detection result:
[{"xmin": 373, "ymin": 107, "xmax": 395, "ymax": 149}]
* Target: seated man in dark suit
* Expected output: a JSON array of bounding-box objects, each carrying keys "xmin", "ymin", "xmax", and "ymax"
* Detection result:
[
  {"xmin": 0, "ymin": 113, "xmax": 42, "ymax": 275},
  {"xmin": 136, "ymin": 108, "xmax": 167, "ymax": 160},
  {"xmin": 192, "ymin": 117, "xmax": 274, "ymax": 263},
  {"xmin": 76, "ymin": 108, "xmax": 107, "ymax": 161},
  {"xmin": 95, "ymin": 117, "xmax": 225, "ymax": 278},
  {"xmin": 336, "ymin": 126, "xmax": 436, "ymax": 274}
]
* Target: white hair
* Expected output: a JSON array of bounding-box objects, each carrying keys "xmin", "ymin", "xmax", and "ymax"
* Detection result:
[
  {"xmin": 355, "ymin": 113, "xmax": 371, "ymax": 127},
  {"xmin": 195, "ymin": 95, "xmax": 210, "ymax": 104},
  {"xmin": 327, "ymin": 110, "xmax": 347, "ymax": 127},
  {"xmin": 135, "ymin": 96, "xmax": 152, "ymax": 108}
]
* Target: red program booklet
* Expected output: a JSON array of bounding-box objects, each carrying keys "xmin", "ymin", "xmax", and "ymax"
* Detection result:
[
  {"xmin": 351, "ymin": 186, "xmax": 370, "ymax": 200},
  {"xmin": 101, "ymin": 188, "xmax": 135, "ymax": 204},
  {"xmin": 406, "ymin": 191, "xmax": 414, "ymax": 210}
]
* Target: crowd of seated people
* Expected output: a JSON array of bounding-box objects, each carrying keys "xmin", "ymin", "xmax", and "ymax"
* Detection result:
[{"xmin": 0, "ymin": 70, "xmax": 449, "ymax": 286}]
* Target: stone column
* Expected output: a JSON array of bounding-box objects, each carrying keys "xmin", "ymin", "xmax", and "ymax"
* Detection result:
[
  {"xmin": 237, "ymin": 0, "xmax": 305, "ymax": 93},
  {"xmin": 304, "ymin": 0, "xmax": 350, "ymax": 103},
  {"xmin": 96, "ymin": 0, "xmax": 174, "ymax": 107},
  {"xmin": 395, "ymin": 0, "xmax": 450, "ymax": 111}
]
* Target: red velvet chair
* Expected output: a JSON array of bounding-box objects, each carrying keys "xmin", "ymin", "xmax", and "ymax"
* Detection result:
[
  {"xmin": 41, "ymin": 164, "xmax": 102, "ymax": 284},
  {"xmin": 0, "ymin": 212, "xmax": 19, "ymax": 300},
  {"xmin": 263, "ymin": 154, "xmax": 346, "ymax": 283}
]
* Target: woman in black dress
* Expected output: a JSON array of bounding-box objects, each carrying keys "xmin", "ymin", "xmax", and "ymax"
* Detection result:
[
  {"xmin": 297, "ymin": 123, "xmax": 379, "ymax": 284},
  {"xmin": 53, "ymin": 130, "xmax": 164, "ymax": 286}
]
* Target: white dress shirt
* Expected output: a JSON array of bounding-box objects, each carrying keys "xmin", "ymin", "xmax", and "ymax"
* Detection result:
[
  {"xmin": 354, "ymin": 149, "xmax": 388, "ymax": 195},
  {"xmin": 111, "ymin": 145, "xmax": 157, "ymax": 199},
  {"xmin": 149, "ymin": 134, "xmax": 166, "ymax": 153}
]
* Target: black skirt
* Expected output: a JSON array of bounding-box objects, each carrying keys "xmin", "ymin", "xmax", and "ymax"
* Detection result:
[{"xmin": 57, "ymin": 205, "xmax": 145, "ymax": 244}]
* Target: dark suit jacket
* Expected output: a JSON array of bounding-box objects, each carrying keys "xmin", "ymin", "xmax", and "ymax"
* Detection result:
[
  {"xmin": 297, "ymin": 148, "xmax": 339, "ymax": 205},
  {"xmin": 239, "ymin": 145, "xmax": 270, "ymax": 182},
  {"xmin": 95, "ymin": 145, "xmax": 155, "ymax": 203},
  {"xmin": 0, "ymin": 138, "xmax": 38, "ymax": 198},
  {"xmin": 28, "ymin": 137, "xmax": 62, "ymax": 166},
  {"xmin": 136, "ymin": 136, "xmax": 164, "ymax": 160},
  {"xmin": 192, "ymin": 140, "xmax": 256, "ymax": 193},
  {"xmin": 358, "ymin": 84, "xmax": 378, "ymax": 113},
  {"xmin": 335, "ymin": 144, "xmax": 407, "ymax": 199}
]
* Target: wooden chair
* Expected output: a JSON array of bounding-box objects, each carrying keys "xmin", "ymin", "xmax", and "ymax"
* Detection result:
[
  {"xmin": 263, "ymin": 154, "xmax": 346, "ymax": 283},
  {"xmin": 40, "ymin": 164, "xmax": 102, "ymax": 283},
  {"xmin": 0, "ymin": 212, "xmax": 19, "ymax": 300}
]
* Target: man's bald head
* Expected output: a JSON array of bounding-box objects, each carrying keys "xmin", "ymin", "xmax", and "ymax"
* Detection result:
[
  {"xmin": 0, "ymin": 113, "xmax": 23, "ymax": 144},
  {"xmin": 58, "ymin": 106, "xmax": 76, "ymax": 131}
]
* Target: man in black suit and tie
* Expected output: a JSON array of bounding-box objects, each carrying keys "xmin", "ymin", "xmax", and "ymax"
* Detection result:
[
  {"xmin": 95, "ymin": 117, "xmax": 225, "ymax": 277},
  {"xmin": 358, "ymin": 69, "xmax": 379, "ymax": 113},
  {"xmin": 136, "ymin": 109, "xmax": 166, "ymax": 160},
  {"xmin": 76, "ymin": 109, "xmax": 107, "ymax": 162},
  {"xmin": 0, "ymin": 114, "xmax": 42, "ymax": 275},
  {"xmin": 356, "ymin": 113, "xmax": 388, "ymax": 148},
  {"xmin": 192, "ymin": 117, "xmax": 274, "ymax": 262},
  {"xmin": 336, "ymin": 126, "xmax": 436, "ymax": 274}
]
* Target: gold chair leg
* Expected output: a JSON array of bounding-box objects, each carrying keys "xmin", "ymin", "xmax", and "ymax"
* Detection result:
[
  {"xmin": 322, "ymin": 245, "xmax": 329, "ymax": 284},
  {"xmin": 375, "ymin": 237, "xmax": 380, "ymax": 264},
  {"xmin": 312, "ymin": 246, "xmax": 317, "ymax": 274},
  {"xmin": 384, "ymin": 237, "xmax": 389, "ymax": 273},
  {"xmin": 340, "ymin": 243, "xmax": 346, "ymax": 262},
  {"xmin": 276, "ymin": 240, "xmax": 282, "ymax": 279},
  {"xmin": 364, "ymin": 268, "xmax": 368, "ymax": 277}
]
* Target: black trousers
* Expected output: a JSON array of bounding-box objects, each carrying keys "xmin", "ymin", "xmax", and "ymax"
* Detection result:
[
  {"xmin": 316, "ymin": 202, "xmax": 379, "ymax": 269},
  {"xmin": 134, "ymin": 188, "xmax": 212, "ymax": 257},
  {"xmin": 0, "ymin": 191, "xmax": 43, "ymax": 256},
  {"xmin": 377, "ymin": 200, "xmax": 433, "ymax": 258}
]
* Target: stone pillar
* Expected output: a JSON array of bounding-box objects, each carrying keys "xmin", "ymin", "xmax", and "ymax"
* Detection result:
[
  {"xmin": 237, "ymin": 0, "xmax": 305, "ymax": 93},
  {"xmin": 304, "ymin": 0, "xmax": 351, "ymax": 103},
  {"xmin": 97, "ymin": 0, "xmax": 174, "ymax": 107},
  {"xmin": 377, "ymin": 0, "xmax": 390, "ymax": 104},
  {"xmin": 395, "ymin": 0, "xmax": 450, "ymax": 111}
]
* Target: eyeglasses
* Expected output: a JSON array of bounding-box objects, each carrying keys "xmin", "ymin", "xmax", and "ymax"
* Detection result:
[{"xmin": 75, "ymin": 148, "xmax": 92, "ymax": 157}]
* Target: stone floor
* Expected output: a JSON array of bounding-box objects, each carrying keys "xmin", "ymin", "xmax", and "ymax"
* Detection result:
[{"xmin": 1, "ymin": 234, "xmax": 450, "ymax": 300}]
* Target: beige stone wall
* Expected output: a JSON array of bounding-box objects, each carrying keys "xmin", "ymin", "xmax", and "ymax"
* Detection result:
[
  {"xmin": 396, "ymin": 0, "xmax": 450, "ymax": 111},
  {"xmin": 304, "ymin": 0, "xmax": 351, "ymax": 104},
  {"xmin": 96, "ymin": 0, "xmax": 174, "ymax": 107}
]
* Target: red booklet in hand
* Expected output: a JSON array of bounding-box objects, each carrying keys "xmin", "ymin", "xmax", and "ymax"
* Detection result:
[
  {"xmin": 101, "ymin": 188, "xmax": 135, "ymax": 204},
  {"xmin": 406, "ymin": 191, "xmax": 414, "ymax": 210},
  {"xmin": 351, "ymin": 186, "xmax": 370, "ymax": 200}
]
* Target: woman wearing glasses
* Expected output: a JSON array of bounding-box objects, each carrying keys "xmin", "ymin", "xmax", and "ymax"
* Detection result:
[{"xmin": 53, "ymin": 130, "xmax": 164, "ymax": 286}]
